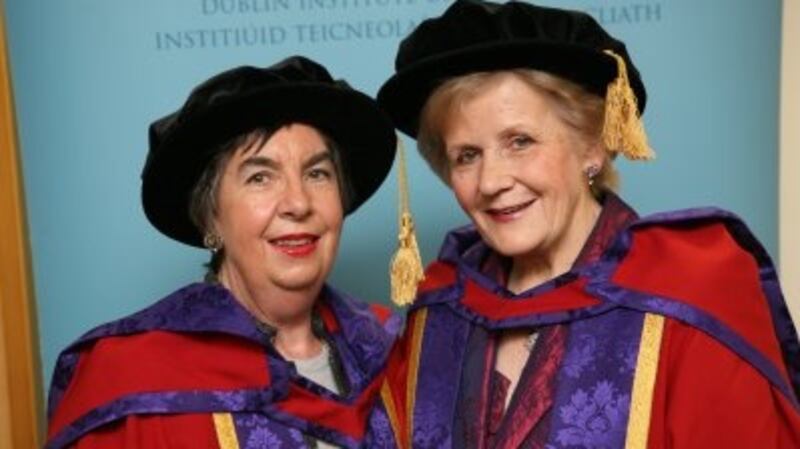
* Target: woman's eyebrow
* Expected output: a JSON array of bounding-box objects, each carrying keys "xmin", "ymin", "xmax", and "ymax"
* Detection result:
[
  {"xmin": 302, "ymin": 150, "xmax": 333, "ymax": 170},
  {"xmin": 237, "ymin": 155, "xmax": 279, "ymax": 173},
  {"xmin": 236, "ymin": 150, "xmax": 332, "ymax": 173}
]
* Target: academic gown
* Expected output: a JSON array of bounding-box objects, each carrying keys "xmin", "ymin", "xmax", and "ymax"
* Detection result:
[
  {"xmin": 46, "ymin": 282, "xmax": 403, "ymax": 449},
  {"xmin": 380, "ymin": 194, "xmax": 800, "ymax": 449}
]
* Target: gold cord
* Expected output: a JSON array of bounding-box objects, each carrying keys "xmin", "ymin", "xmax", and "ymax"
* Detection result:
[{"xmin": 390, "ymin": 137, "xmax": 425, "ymax": 306}]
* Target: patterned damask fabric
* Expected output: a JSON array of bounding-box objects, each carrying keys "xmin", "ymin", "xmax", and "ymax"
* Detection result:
[
  {"xmin": 547, "ymin": 310, "xmax": 643, "ymax": 448},
  {"xmin": 488, "ymin": 326, "xmax": 567, "ymax": 449},
  {"xmin": 404, "ymin": 194, "xmax": 646, "ymax": 449},
  {"xmin": 477, "ymin": 193, "xmax": 639, "ymax": 449},
  {"xmin": 402, "ymin": 192, "xmax": 800, "ymax": 449}
]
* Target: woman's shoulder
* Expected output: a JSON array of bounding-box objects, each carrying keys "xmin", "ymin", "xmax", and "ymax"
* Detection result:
[
  {"xmin": 612, "ymin": 207, "xmax": 800, "ymax": 397},
  {"xmin": 631, "ymin": 206, "xmax": 755, "ymax": 238},
  {"xmin": 611, "ymin": 206, "xmax": 778, "ymax": 332},
  {"xmin": 618, "ymin": 206, "xmax": 774, "ymax": 275},
  {"xmin": 50, "ymin": 281, "xmax": 266, "ymax": 377},
  {"xmin": 63, "ymin": 282, "xmax": 262, "ymax": 351},
  {"xmin": 46, "ymin": 330, "xmax": 267, "ymax": 448},
  {"xmin": 46, "ymin": 283, "xmax": 271, "ymax": 446},
  {"xmin": 322, "ymin": 285, "xmax": 404, "ymax": 343},
  {"xmin": 46, "ymin": 284, "xmax": 265, "ymax": 415}
]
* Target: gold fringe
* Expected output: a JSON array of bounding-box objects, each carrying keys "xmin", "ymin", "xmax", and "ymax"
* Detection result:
[
  {"xmin": 602, "ymin": 50, "xmax": 655, "ymax": 161},
  {"xmin": 624, "ymin": 314, "xmax": 665, "ymax": 449},
  {"xmin": 212, "ymin": 413, "xmax": 241, "ymax": 449},
  {"xmin": 390, "ymin": 137, "xmax": 425, "ymax": 306}
]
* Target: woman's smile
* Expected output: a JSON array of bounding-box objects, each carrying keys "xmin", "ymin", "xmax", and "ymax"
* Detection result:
[
  {"xmin": 269, "ymin": 233, "xmax": 320, "ymax": 257},
  {"xmin": 485, "ymin": 199, "xmax": 536, "ymax": 222}
]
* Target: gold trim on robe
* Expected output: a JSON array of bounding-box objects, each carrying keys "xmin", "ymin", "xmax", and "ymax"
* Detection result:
[
  {"xmin": 405, "ymin": 308, "xmax": 428, "ymax": 449},
  {"xmin": 213, "ymin": 412, "xmax": 241, "ymax": 449},
  {"xmin": 625, "ymin": 313, "xmax": 665, "ymax": 449}
]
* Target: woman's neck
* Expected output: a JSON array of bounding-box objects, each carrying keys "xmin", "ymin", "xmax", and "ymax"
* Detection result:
[
  {"xmin": 217, "ymin": 265, "xmax": 323, "ymax": 360},
  {"xmin": 507, "ymin": 196, "xmax": 601, "ymax": 294}
]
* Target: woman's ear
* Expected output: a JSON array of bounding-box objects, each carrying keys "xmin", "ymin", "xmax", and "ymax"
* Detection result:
[
  {"xmin": 203, "ymin": 211, "xmax": 224, "ymax": 251},
  {"xmin": 583, "ymin": 141, "xmax": 607, "ymax": 173}
]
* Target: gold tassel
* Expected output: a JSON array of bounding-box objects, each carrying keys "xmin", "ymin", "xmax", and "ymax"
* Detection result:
[
  {"xmin": 390, "ymin": 137, "xmax": 425, "ymax": 306},
  {"xmin": 602, "ymin": 49, "xmax": 655, "ymax": 160}
]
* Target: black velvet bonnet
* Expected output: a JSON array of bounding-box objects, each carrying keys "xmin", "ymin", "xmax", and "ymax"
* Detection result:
[
  {"xmin": 142, "ymin": 56, "xmax": 397, "ymax": 247},
  {"xmin": 378, "ymin": 0, "xmax": 646, "ymax": 138}
]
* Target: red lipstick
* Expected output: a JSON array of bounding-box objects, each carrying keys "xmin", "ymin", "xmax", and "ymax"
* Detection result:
[{"xmin": 269, "ymin": 233, "xmax": 319, "ymax": 257}]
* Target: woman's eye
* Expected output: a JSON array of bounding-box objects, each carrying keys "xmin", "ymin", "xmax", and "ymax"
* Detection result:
[
  {"xmin": 307, "ymin": 167, "xmax": 333, "ymax": 181},
  {"xmin": 454, "ymin": 147, "xmax": 480, "ymax": 166},
  {"xmin": 246, "ymin": 172, "xmax": 270, "ymax": 184},
  {"xmin": 510, "ymin": 135, "xmax": 534, "ymax": 150}
]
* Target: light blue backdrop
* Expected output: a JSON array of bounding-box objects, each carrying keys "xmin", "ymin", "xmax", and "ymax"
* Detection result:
[{"xmin": 5, "ymin": 0, "xmax": 782, "ymax": 390}]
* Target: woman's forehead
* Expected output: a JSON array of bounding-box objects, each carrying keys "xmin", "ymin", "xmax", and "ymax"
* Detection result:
[
  {"xmin": 233, "ymin": 124, "xmax": 330, "ymax": 160},
  {"xmin": 444, "ymin": 79, "xmax": 553, "ymax": 130}
]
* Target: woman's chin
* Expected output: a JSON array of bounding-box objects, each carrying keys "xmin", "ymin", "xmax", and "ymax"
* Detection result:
[
  {"xmin": 480, "ymin": 229, "xmax": 545, "ymax": 259},
  {"xmin": 270, "ymin": 268, "xmax": 328, "ymax": 293},
  {"xmin": 493, "ymin": 243, "xmax": 542, "ymax": 259}
]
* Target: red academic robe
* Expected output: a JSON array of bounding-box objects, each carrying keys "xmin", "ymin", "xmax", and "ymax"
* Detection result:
[
  {"xmin": 379, "ymin": 196, "xmax": 800, "ymax": 449},
  {"xmin": 46, "ymin": 284, "xmax": 401, "ymax": 449}
]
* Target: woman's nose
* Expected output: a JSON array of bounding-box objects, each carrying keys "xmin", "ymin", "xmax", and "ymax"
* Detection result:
[
  {"xmin": 477, "ymin": 155, "xmax": 514, "ymax": 197},
  {"xmin": 278, "ymin": 177, "xmax": 312, "ymax": 220}
]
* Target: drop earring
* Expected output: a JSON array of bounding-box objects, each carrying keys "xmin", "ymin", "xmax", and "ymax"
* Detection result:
[
  {"xmin": 203, "ymin": 232, "xmax": 223, "ymax": 253},
  {"xmin": 585, "ymin": 165, "xmax": 600, "ymax": 186}
]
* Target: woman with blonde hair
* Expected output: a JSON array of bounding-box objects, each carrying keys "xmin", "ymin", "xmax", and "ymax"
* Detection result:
[{"xmin": 376, "ymin": 1, "xmax": 800, "ymax": 447}]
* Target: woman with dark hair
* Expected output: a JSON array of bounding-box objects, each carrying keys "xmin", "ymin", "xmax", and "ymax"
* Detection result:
[
  {"xmin": 45, "ymin": 56, "xmax": 401, "ymax": 449},
  {"xmin": 377, "ymin": 1, "xmax": 800, "ymax": 448}
]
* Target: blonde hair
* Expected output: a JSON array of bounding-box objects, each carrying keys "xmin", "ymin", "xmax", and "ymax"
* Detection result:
[{"xmin": 417, "ymin": 69, "xmax": 619, "ymax": 195}]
